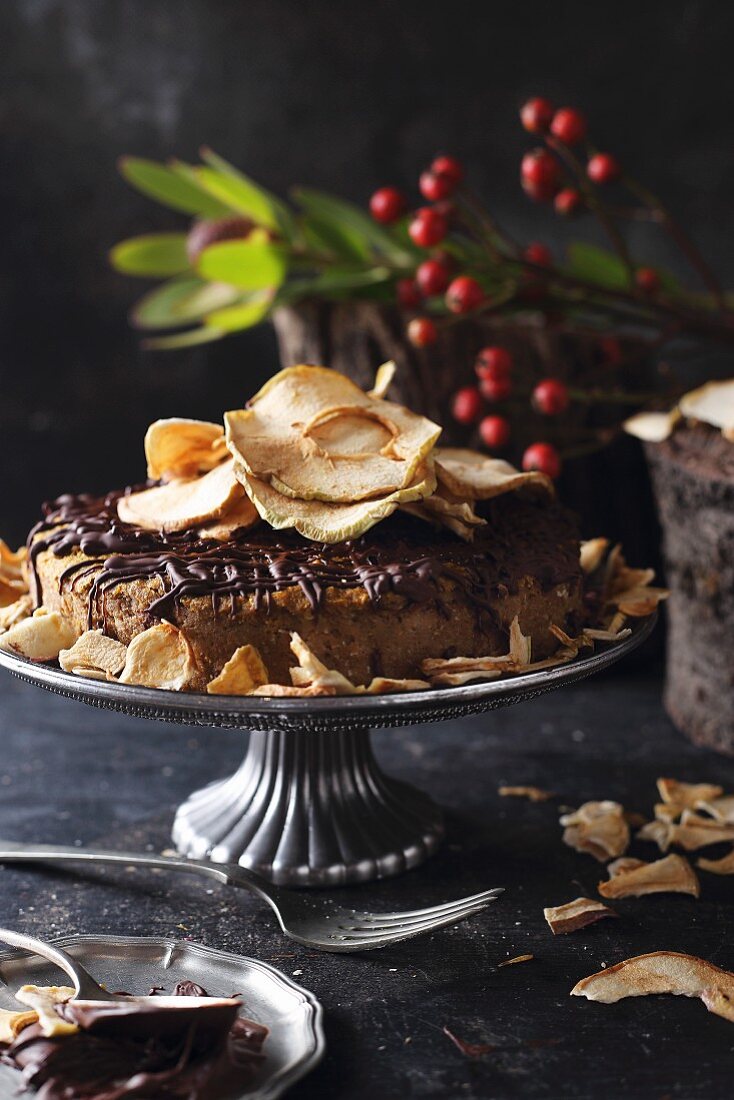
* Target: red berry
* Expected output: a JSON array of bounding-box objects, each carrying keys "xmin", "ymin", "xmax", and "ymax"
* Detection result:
[
  {"xmin": 587, "ymin": 153, "xmax": 621, "ymax": 184},
  {"xmin": 396, "ymin": 278, "xmax": 422, "ymax": 309},
  {"xmin": 452, "ymin": 386, "xmax": 483, "ymax": 425},
  {"xmin": 408, "ymin": 207, "xmax": 448, "ymax": 248},
  {"xmin": 407, "ymin": 317, "xmax": 438, "ymax": 347},
  {"xmin": 524, "ymin": 241, "xmax": 553, "ymax": 267},
  {"xmin": 479, "ymin": 415, "xmax": 511, "ymax": 450},
  {"xmin": 520, "ymin": 97, "xmax": 555, "ymax": 134},
  {"xmin": 419, "ymin": 171, "xmax": 454, "ymax": 202},
  {"xmin": 521, "ymin": 149, "xmax": 561, "ymax": 201},
  {"xmin": 479, "ymin": 373, "xmax": 512, "ymax": 402},
  {"xmin": 430, "ymin": 155, "xmax": 463, "ymax": 186},
  {"xmin": 550, "ymin": 107, "xmax": 587, "ymax": 146},
  {"xmin": 416, "ymin": 258, "xmax": 451, "ymax": 297},
  {"xmin": 532, "ymin": 378, "xmax": 570, "ymax": 415},
  {"xmin": 445, "ymin": 275, "xmax": 485, "ymax": 314},
  {"xmin": 475, "ymin": 346, "xmax": 513, "ymax": 379},
  {"xmin": 369, "ymin": 186, "xmax": 406, "ymax": 224},
  {"xmin": 635, "ymin": 267, "xmax": 661, "ymax": 293},
  {"xmin": 522, "ymin": 442, "xmax": 562, "ymax": 479},
  {"xmin": 554, "ymin": 188, "xmax": 583, "ymax": 216}
]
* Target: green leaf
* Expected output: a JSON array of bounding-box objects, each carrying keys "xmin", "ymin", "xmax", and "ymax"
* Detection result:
[
  {"xmin": 131, "ymin": 276, "xmax": 243, "ymax": 330},
  {"xmin": 565, "ymin": 242, "xmax": 632, "ymax": 290},
  {"xmin": 196, "ymin": 237, "xmax": 288, "ymax": 290},
  {"xmin": 110, "ymin": 233, "xmax": 190, "ymax": 277},
  {"xmin": 300, "ymin": 215, "xmax": 370, "ymax": 263},
  {"xmin": 119, "ymin": 157, "xmax": 229, "ymax": 217},
  {"xmin": 198, "ymin": 148, "xmax": 295, "ymax": 238},
  {"xmin": 204, "ymin": 293, "xmax": 273, "ymax": 332},
  {"xmin": 294, "ymin": 188, "xmax": 412, "ymax": 263},
  {"xmin": 142, "ymin": 326, "xmax": 226, "ymax": 350},
  {"xmin": 279, "ymin": 266, "xmax": 391, "ymax": 303}
]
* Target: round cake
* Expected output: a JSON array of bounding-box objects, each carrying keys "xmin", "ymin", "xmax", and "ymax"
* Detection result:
[
  {"xmin": 29, "ymin": 487, "xmax": 583, "ymax": 691},
  {"xmin": 1, "ymin": 364, "xmax": 660, "ymax": 695}
]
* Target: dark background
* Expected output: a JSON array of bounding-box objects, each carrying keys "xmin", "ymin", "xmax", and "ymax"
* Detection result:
[{"xmin": 2, "ymin": 0, "xmax": 734, "ymax": 544}]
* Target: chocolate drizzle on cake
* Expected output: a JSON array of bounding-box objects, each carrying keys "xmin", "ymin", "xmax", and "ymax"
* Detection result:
[{"xmin": 28, "ymin": 488, "xmax": 578, "ymax": 632}]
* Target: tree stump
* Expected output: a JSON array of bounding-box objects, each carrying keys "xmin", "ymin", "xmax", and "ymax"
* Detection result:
[{"xmin": 646, "ymin": 434, "xmax": 734, "ymax": 754}]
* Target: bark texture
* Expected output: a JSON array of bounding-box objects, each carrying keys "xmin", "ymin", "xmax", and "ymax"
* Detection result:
[{"xmin": 647, "ymin": 437, "xmax": 734, "ymax": 754}]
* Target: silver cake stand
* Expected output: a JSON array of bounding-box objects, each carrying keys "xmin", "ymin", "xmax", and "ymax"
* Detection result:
[{"xmin": 0, "ymin": 616, "xmax": 654, "ymax": 887}]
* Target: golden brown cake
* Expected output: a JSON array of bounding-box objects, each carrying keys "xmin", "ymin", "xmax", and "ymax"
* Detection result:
[
  {"xmin": 1, "ymin": 364, "xmax": 663, "ymax": 695},
  {"xmin": 29, "ymin": 489, "xmax": 583, "ymax": 690}
]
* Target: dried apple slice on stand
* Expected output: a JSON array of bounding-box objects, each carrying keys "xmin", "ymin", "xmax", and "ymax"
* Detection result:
[
  {"xmin": 144, "ymin": 418, "xmax": 228, "ymax": 481},
  {"xmin": 117, "ymin": 459, "xmax": 244, "ymax": 533},
  {"xmin": 225, "ymin": 364, "xmax": 441, "ymax": 504},
  {"xmin": 435, "ymin": 448, "xmax": 553, "ymax": 500},
  {"xmin": 234, "ymin": 460, "xmax": 436, "ymax": 543}
]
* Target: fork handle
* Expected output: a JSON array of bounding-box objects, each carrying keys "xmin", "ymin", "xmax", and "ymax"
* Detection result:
[{"xmin": 0, "ymin": 841, "xmax": 272, "ymax": 903}]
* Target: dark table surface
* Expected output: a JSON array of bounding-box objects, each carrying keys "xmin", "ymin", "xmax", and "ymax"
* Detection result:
[{"xmin": 0, "ymin": 661, "xmax": 732, "ymax": 1100}]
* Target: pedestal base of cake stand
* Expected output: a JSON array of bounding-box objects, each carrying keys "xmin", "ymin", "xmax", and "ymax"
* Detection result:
[
  {"xmin": 0, "ymin": 615, "xmax": 656, "ymax": 889},
  {"xmin": 171, "ymin": 727, "xmax": 445, "ymax": 887}
]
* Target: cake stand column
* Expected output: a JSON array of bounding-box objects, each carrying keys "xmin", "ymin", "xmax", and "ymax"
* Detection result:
[{"xmin": 171, "ymin": 725, "xmax": 444, "ymax": 887}]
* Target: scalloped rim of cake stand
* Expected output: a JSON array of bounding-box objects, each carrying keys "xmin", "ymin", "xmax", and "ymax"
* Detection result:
[{"xmin": 0, "ymin": 614, "xmax": 656, "ymax": 732}]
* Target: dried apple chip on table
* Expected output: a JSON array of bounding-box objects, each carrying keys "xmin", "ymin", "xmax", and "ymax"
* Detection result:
[
  {"xmin": 694, "ymin": 795, "xmax": 734, "ymax": 823},
  {"xmin": 657, "ymin": 777, "xmax": 723, "ymax": 808},
  {"xmin": 670, "ymin": 817, "xmax": 734, "ymax": 850},
  {"xmin": 571, "ymin": 952, "xmax": 734, "ymax": 1024},
  {"xmin": 225, "ymin": 364, "xmax": 441, "ymax": 503},
  {"xmin": 697, "ymin": 849, "xmax": 734, "ymax": 875},
  {"xmin": 544, "ymin": 897, "xmax": 617, "ymax": 935},
  {"xmin": 499, "ymin": 785, "xmax": 555, "ymax": 802},
  {"xmin": 560, "ymin": 800, "xmax": 630, "ymax": 862},
  {"xmin": 598, "ymin": 853, "xmax": 700, "ymax": 899}
]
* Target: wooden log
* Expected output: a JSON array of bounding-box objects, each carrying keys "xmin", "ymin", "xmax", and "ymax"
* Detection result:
[{"xmin": 646, "ymin": 432, "xmax": 734, "ymax": 754}]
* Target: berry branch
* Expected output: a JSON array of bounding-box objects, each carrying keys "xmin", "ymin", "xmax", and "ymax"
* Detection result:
[{"xmin": 112, "ymin": 105, "xmax": 734, "ymax": 478}]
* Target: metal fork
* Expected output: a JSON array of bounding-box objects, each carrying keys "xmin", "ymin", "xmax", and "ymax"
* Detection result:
[
  {"xmin": 0, "ymin": 926, "xmax": 124, "ymax": 1001},
  {"xmin": 0, "ymin": 842, "xmax": 503, "ymax": 953}
]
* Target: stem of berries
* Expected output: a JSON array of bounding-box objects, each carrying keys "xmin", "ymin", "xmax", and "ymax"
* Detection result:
[{"xmin": 361, "ymin": 101, "xmax": 734, "ymax": 474}]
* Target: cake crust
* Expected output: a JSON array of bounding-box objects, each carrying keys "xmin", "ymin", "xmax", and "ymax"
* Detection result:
[{"xmin": 30, "ymin": 492, "xmax": 583, "ymax": 691}]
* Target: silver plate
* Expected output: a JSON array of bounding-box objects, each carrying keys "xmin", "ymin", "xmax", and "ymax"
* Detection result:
[{"xmin": 0, "ymin": 934, "xmax": 325, "ymax": 1099}]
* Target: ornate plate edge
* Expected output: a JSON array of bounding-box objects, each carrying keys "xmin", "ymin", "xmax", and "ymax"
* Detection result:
[{"xmin": 0, "ymin": 934, "xmax": 326, "ymax": 1100}]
